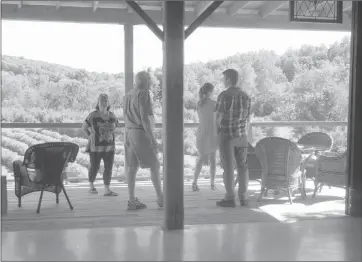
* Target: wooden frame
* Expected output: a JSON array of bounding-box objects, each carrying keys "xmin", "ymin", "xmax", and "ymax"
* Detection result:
[{"xmin": 289, "ymin": 0, "xmax": 343, "ymax": 24}]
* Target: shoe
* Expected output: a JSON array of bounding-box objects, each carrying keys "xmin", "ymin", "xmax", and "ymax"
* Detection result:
[
  {"xmin": 89, "ymin": 188, "xmax": 98, "ymax": 194},
  {"xmin": 157, "ymin": 196, "xmax": 163, "ymax": 208},
  {"xmin": 211, "ymin": 184, "xmax": 216, "ymax": 190},
  {"xmin": 104, "ymin": 190, "xmax": 118, "ymax": 196},
  {"xmin": 216, "ymin": 198, "xmax": 236, "ymax": 207},
  {"xmin": 127, "ymin": 198, "xmax": 147, "ymax": 210},
  {"xmin": 240, "ymin": 199, "xmax": 248, "ymax": 206},
  {"xmin": 192, "ymin": 182, "xmax": 200, "ymax": 192}
]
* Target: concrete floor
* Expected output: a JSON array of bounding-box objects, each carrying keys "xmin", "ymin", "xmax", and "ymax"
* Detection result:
[{"xmin": 2, "ymin": 217, "xmax": 361, "ymax": 261}]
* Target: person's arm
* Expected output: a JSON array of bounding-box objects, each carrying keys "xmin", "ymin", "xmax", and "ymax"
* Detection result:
[
  {"xmin": 149, "ymin": 115, "xmax": 155, "ymax": 131},
  {"xmin": 147, "ymin": 95, "xmax": 156, "ymax": 130},
  {"xmin": 111, "ymin": 112, "xmax": 119, "ymax": 134},
  {"xmin": 214, "ymin": 94, "xmax": 225, "ymax": 133},
  {"xmin": 139, "ymin": 91, "xmax": 157, "ymax": 146},
  {"xmin": 245, "ymin": 97, "xmax": 252, "ymax": 141},
  {"xmin": 82, "ymin": 114, "xmax": 92, "ymax": 137}
]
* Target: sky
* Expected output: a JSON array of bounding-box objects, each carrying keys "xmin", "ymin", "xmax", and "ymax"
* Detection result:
[{"xmin": 2, "ymin": 20, "xmax": 350, "ymax": 74}]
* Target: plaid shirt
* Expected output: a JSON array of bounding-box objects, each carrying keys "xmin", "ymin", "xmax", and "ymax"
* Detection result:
[{"xmin": 215, "ymin": 87, "xmax": 251, "ymax": 139}]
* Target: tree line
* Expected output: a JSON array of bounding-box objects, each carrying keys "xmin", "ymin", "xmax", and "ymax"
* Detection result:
[{"xmin": 1, "ymin": 36, "xmax": 351, "ymax": 152}]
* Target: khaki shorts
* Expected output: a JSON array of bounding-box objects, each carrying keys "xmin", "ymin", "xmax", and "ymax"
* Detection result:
[{"xmin": 125, "ymin": 129, "xmax": 159, "ymax": 169}]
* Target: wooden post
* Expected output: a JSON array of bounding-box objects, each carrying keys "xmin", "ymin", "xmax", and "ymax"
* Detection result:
[
  {"xmin": 1, "ymin": 176, "xmax": 8, "ymax": 216},
  {"xmin": 346, "ymin": 1, "xmax": 362, "ymax": 217},
  {"xmin": 162, "ymin": 1, "xmax": 185, "ymax": 230},
  {"xmin": 124, "ymin": 24, "xmax": 134, "ymax": 182}
]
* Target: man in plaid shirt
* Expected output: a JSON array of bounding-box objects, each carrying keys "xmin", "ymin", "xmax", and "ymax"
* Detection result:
[{"xmin": 215, "ymin": 69, "xmax": 251, "ymax": 207}]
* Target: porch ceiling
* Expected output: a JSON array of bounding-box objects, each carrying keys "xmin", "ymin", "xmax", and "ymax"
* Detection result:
[{"xmin": 1, "ymin": 1, "xmax": 352, "ymax": 31}]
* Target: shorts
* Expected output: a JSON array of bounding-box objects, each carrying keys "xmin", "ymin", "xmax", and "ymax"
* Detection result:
[{"xmin": 125, "ymin": 129, "xmax": 159, "ymax": 169}]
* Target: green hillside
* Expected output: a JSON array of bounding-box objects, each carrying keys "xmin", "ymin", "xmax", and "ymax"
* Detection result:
[{"xmin": 1, "ymin": 36, "xmax": 351, "ymax": 181}]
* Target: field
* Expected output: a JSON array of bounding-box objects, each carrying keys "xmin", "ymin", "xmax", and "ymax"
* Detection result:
[
  {"xmin": 1, "ymin": 123, "xmax": 348, "ymax": 184},
  {"xmin": 1, "ymin": 128, "xmax": 223, "ymax": 182}
]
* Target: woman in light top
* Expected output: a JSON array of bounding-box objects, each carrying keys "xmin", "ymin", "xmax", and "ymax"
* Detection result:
[{"xmin": 192, "ymin": 83, "xmax": 218, "ymax": 191}]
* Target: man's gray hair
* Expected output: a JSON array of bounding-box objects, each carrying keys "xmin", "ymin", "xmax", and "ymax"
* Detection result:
[{"xmin": 135, "ymin": 71, "xmax": 151, "ymax": 89}]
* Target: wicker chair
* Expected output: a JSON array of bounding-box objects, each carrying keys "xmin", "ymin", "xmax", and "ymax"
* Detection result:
[
  {"xmin": 297, "ymin": 132, "xmax": 333, "ymax": 154},
  {"xmin": 312, "ymin": 150, "xmax": 347, "ymax": 198},
  {"xmin": 255, "ymin": 137, "xmax": 305, "ymax": 204},
  {"xmin": 298, "ymin": 132, "xmax": 333, "ymax": 194},
  {"xmin": 13, "ymin": 142, "xmax": 79, "ymax": 213}
]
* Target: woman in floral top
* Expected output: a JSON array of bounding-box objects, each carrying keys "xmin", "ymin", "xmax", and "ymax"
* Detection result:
[{"xmin": 82, "ymin": 93, "xmax": 118, "ymax": 196}]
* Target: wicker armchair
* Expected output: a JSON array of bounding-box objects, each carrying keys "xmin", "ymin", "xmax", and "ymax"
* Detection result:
[
  {"xmin": 13, "ymin": 142, "xmax": 79, "ymax": 213},
  {"xmin": 255, "ymin": 137, "xmax": 305, "ymax": 204},
  {"xmin": 312, "ymin": 150, "xmax": 347, "ymax": 198},
  {"xmin": 298, "ymin": 132, "xmax": 333, "ymax": 194}
]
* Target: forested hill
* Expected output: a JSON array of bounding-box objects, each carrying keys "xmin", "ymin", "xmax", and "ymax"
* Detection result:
[{"xmin": 2, "ymin": 36, "xmax": 350, "ymax": 125}]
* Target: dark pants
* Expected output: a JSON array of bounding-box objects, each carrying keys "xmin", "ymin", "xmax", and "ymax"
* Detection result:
[
  {"xmin": 88, "ymin": 152, "xmax": 115, "ymax": 186},
  {"xmin": 218, "ymin": 134, "xmax": 249, "ymax": 200}
]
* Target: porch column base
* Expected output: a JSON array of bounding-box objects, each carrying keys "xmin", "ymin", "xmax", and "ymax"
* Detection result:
[{"xmin": 348, "ymin": 188, "xmax": 362, "ymax": 217}]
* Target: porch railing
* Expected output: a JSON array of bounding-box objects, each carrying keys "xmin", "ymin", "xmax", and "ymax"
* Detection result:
[{"xmin": 1, "ymin": 121, "xmax": 348, "ymax": 183}]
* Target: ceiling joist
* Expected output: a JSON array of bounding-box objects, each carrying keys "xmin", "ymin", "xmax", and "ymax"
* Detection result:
[
  {"xmin": 259, "ymin": 1, "xmax": 287, "ymax": 19},
  {"xmin": 0, "ymin": 0, "xmax": 351, "ymax": 32},
  {"xmin": 343, "ymin": 1, "xmax": 353, "ymax": 11},
  {"xmin": 227, "ymin": 1, "xmax": 250, "ymax": 16},
  {"xmin": 92, "ymin": 1, "xmax": 99, "ymax": 12}
]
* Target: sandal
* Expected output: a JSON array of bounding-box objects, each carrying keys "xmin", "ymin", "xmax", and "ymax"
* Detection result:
[
  {"xmin": 89, "ymin": 188, "xmax": 98, "ymax": 194},
  {"xmin": 192, "ymin": 182, "xmax": 199, "ymax": 192},
  {"xmin": 128, "ymin": 198, "xmax": 147, "ymax": 210},
  {"xmin": 157, "ymin": 196, "xmax": 164, "ymax": 208},
  {"xmin": 104, "ymin": 191, "xmax": 118, "ymax": 196}
]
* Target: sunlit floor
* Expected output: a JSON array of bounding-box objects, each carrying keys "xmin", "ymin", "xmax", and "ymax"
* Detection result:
[{"xmin": 2, "ymin": 217, "xmax": 361, "ymax": 261}]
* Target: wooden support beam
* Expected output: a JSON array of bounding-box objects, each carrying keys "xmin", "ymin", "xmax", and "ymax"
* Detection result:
[
  {"xmin": 92, "ymin": 1, "xmax": 99, "ymax": 12},
  {"xmin": 195, "ymin": 1, "xmax": 213, "ymax": 17},
  {"xmin": 123, "ymin": 24, "xmax": 134, "ymax": 184},
  {"xmin": 125, "ymin": 1, "xmax": 164, "ymax": 41},
  {"xmin": 227, "ymin": 1, "xmax": 250, "ymax": 16},
  {"xmin": 185, "ymin": 1, "xmax": 223, "ymax": 39},
  {"xmin": 346, "ymin": 1, "xmax": 362, "ymax": 217},
  {"xmin": 259, "ymin": 0, "xmax": 287, "ymax": 19},
  {"xmin": 163, "ymin": 1, "xmax": 185, "ymax": 230}
]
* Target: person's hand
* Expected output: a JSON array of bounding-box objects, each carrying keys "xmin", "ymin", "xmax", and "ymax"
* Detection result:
[{"xmin": 151, "ymin": 139, "xmax": 158, "ymax": 153}]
